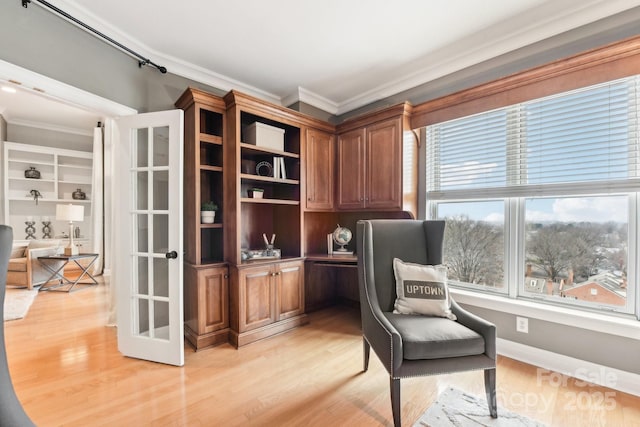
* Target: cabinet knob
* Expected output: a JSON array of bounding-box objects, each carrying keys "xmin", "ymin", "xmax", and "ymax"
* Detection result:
[
  {"xmin": 360, "ymin": 198, "xmax": 364, "ymax": 201},
  {"xmin": 165, "ymin": 250, "xmax": 178, "ymax": 259},
  {"xmin": 224, "ymin": 274, "xmax": 229, "ymax": 279}
]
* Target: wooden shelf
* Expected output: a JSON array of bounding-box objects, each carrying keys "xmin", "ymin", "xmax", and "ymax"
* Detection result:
[
  {"xmin": 240, "ymin": 173, "xmax": 299, "ymax": 185},
  {"xmin": 240, "ymin": 198, "xmax": 299, "ymax": 205},
  {"xmin": 240, "ymin": 143, "xmax": 299, "ymax": 158},
  {"xmin": 200, "ymin": 134, "xmax": 223, "ymax": 145},
  {"xmin": 200, "ymin": 165, "xmax": 223, "ymax": 172},
  {"xmin": 200, "ymin": 223, "xmax": 223, "ymax": 229}
]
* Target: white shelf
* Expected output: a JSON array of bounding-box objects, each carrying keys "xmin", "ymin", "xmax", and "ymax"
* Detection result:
[{"xmin": 3, "ymin": 141, "xmax": 94, "ymax": 242}]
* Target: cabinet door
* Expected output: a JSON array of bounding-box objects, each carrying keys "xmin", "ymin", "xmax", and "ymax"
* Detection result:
[
  {"xmin": 366, "ymin": 118, "xmax": 402, "ymax": 210},
  {"xmin": 195, "ymin": 266, "xmax": 229, "ymax": 334},
  {"xmin": 276, "ymin": 261, "xmax": 304, "ymax": 320},
  {"xmin": 336, "ymin": 128, "xmax": 366, "ymax": 210},
  {"xmin": 305, "ymin": 129, "xmax": 334, "ymax": 210},
  {"xmin": 238, "ymin": 265, "xmax": 276, "ymax": 332}
]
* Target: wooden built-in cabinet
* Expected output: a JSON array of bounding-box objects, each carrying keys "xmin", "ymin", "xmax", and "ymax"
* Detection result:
[
  {"xmin": 230, "ymin": 259, "xmax": 304, "ymax": 347},
  {"xmin": 177, "ymin": 87, "xmax": 416, "ymax": 350},
  {"xmin": 223, "ymin": 91, "xmax": 333, "ymax": 347},
  {"xmin": 336, "ymin": 103, "xmax": 416, "ymax": 216},
  {"xmin": 176, "ymin": 88, "xmax": 229, "ymax": 350},
  {"xmin": 304, "ymin": 128, "xmax": 334, "ymax": 211},
  {"xmin": 183, "ymin": 264, "xmax": 229, "ymax": 349}
]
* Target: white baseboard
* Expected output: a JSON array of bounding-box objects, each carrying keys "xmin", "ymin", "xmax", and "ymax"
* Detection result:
[{"xmin": 498, "ymin": 338, "xmax": 640, "ymax": 397}]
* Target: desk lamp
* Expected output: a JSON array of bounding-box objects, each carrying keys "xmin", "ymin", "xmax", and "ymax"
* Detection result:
[{"xmin": 56, "ymin": 203, "xmax": 84, "ymax": 255}]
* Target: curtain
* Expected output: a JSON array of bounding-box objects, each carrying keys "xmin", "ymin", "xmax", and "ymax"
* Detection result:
[{"xmin": 90, "ymin": 124, "xmax": 104, "ymax": 275}]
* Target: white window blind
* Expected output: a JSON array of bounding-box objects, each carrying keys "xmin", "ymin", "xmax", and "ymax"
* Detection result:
[{"xmin": 427, "ymin": 75, "xmax": 640, "ymax": 199}]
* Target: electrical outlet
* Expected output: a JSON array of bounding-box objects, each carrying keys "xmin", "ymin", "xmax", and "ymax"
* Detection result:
[{"xmin": 516, "ymin": 316, "xmax": 529, "ymax": 333}]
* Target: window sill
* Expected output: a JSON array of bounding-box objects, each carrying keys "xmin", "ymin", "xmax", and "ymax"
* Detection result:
[{"xmin": 450, "ymin": 288, "xmax": 640, "ymax": 340}]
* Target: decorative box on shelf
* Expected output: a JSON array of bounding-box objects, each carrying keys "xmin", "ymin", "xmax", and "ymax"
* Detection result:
[{"xmin": 244, "ymin": 122, "xmax": 284, "ymax": 151}]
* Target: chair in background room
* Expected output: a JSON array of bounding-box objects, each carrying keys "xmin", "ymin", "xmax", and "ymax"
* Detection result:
[
  {"xmin": 357, "ymin": 219, "xmax": 497, "ymax": 426},
  {"xmin": 0, "ymin": 225, "xmax": 37, "ymax": 426}
]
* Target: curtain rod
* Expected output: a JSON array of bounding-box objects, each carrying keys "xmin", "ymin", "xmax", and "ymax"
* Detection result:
[{"xmin": 21, "ymin": 0, "xmax": 167, "ymax": 74}]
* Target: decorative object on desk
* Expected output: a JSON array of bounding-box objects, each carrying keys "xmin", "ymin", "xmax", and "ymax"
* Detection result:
[
  {"xmin": 332, "ymin": 224, "xmax": 353, "ymax": 254},
  {"xmin": 24, "ymin": 218, "xmax": 36, "ymax": 239},
  {"xmin": 263, "ymin": 233, "xmax": 276, "ymax": 256},
  {"xmin": 200, "ymin": 200, "xmax": 218, "ymax": 224},
  {"xmin": 24, "ymin": 166, "xmax": 41, "ymax": 179},
  {"xmin": 42, "ymin": 217, "xmax": 52, "ymax": 239},
  {"xmin": 56, "ymin": 203, "xmax": 84, "ymax": 255},
  {"xmin": 29, "ymin": 189, "xmax": 42, "ymax": 205},
  {"xmin": 327, "ymin": 233, "xmax": 333, "ymax": 255},
  {"xmin": 72, "ymin": 188, "xmax": 86, "ymax": 200},
  {"xmin": 242, "ymin": 248, "xmax": 281, "ymax": 260},
  {"xmin": 248, "ymin": 188, "xmax": 264, "ymax": 199},
  {"xmin": 255, "ymin": 161, "xmax": 273, "ymax": 177}
]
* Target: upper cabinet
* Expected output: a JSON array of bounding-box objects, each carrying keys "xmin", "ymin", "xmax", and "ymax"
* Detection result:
[
  {"xmin": 3, "ymin": 141, "xmax": 93, "ymax": 241},
  {"xmin": 304, "ymin": 128, "xmax": 334, "ymax": 211},
  {"xmin": 336, "ymin": 103, "xmax": 416, "ymax": 215}
]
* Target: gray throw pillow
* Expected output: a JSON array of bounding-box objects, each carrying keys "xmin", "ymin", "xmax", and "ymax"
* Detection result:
[{"xmin": 393, "ymin": 258, "xmax": 456, "ymax": 320}]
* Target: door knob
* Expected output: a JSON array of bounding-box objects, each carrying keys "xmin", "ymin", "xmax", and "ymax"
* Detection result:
[{"xmin": 165, "ymin": 251, "xmax": 178, "ymax": 259}]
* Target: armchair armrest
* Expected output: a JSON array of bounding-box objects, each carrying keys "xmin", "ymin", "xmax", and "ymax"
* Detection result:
[{"xmin": 451, "ymin": 299, "xmax": 496, "ymax": 360}]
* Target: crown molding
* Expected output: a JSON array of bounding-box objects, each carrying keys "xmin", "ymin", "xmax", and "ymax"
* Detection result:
[
  {"xmin": 334, "ymin": 0, "xmax": 640, "ymax": 115},
  {"xmin": 43, "ymin": 0, "xmax": 640, "ymax": 116},
  {"xmin": 40, "ymin": 0, "xmax": 282, "ymax": 106},
  {"xmin": 283, "ymin": 87, "xmax": 339, "ymax": 115}
]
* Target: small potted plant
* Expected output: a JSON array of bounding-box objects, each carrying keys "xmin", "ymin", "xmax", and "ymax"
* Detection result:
[
  {"xmin": 200, "ymin": 201, "xmax": 218, "ymax": 224},
  {"xmin": 248, "ymin": 188, "xmax": 264, "ymax": 199}
]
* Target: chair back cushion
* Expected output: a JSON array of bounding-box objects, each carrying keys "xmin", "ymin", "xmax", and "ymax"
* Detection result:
[{"xmin": 365, "ymin": 220, "xmax": 445, "ymax": 312}]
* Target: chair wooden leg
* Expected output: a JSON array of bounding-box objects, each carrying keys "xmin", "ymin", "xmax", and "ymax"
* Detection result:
[
  {"xmin": 390, "ymin": 377, "xmax": 400, "ymax": 427},
  {"xmin": 484, "ymin": 368, "xmax": 498, "ymax": 418},
  {"xmin": 363, "ymin": 338, "xmax": 370, "ymax": 371}
]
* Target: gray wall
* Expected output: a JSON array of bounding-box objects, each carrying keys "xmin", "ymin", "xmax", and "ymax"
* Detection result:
[
  {"xmin": 7, "ymin": 124, "xmax": 92, "ymax": 152},
  {"xmin": 2, "ymin": 2, "xmax": 639, "ymax": 375},
  {"xmin": 0, "ymin": 2, "xmax": 223, "ymax": 113}
]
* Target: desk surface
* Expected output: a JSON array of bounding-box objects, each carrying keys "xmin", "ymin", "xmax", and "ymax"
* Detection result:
[{"xmin": 305, "ymin": 254, "xmax": 357, "ymax": 263}]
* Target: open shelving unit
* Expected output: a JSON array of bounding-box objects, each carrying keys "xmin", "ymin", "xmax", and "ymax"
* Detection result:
[
  {"xmin": 3, "ymin": 141, "xmax": 93, "ymax": 242},
  {"xmin": 176, "ymin": 88, "xmax": 230, "ymax": 350}
]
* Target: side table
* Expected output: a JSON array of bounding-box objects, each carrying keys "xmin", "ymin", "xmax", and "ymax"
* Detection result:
[{"xmin": 37, "ymin": 253, "xmax": 99, "ymax": 292}]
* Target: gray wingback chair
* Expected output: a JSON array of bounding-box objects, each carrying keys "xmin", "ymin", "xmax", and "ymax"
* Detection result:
[
  {"xmin": 0, "ymin": 225, "xmax": 37, "ymax": 426},
  {"xmin": 357, "ymin": 219, "xmax": 497, "ymax": 426}
]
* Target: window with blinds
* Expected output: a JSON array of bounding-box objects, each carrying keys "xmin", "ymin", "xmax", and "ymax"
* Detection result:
[
  {"xmin": 427, "ymin": 76, "xmax": 640, "ymax": 199},
  {"xmin": 426, "ymin": 75, "xmax": 639, "ymax": 317}
]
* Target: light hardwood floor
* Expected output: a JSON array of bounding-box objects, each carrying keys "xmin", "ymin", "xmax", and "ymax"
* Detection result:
[{"xmin": 5, "ymin": 279, "xmax": 640, "ymax": 426}]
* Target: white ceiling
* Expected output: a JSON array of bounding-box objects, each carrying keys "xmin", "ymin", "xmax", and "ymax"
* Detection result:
[
  {"xmin": 0, "ymin": 83, "xmax": 101, "ymax": 136},
  {"xmin": 1, "ymin": 0, "xmax": 639, "ymax": 131}
]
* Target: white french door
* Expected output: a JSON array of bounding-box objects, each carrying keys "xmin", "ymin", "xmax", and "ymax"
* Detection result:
[{"xmin": 114, "ymin": 110, "xmax": 184, "ymax": 366}]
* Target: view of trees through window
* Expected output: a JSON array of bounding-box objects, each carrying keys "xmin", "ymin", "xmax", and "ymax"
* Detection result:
[
  {"xmin": 438, "ymin": 201, "xmax": 505, "ymax": 291},
  {"xmin": 437, "ymin": 196, "xmax": 629, "ymax": 309},
  {"xmin": 524, "ymin": 197, "xmax": 628, "ymax": 307}
]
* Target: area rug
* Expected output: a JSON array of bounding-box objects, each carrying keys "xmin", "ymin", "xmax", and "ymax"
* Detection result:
[
  {"xmin": 414, "ymin": 387, "xmax": 545, "ymax": 427},
  {"xmin": 3, "ymin": 288, "xmax": 38, "ymax": 321}
]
